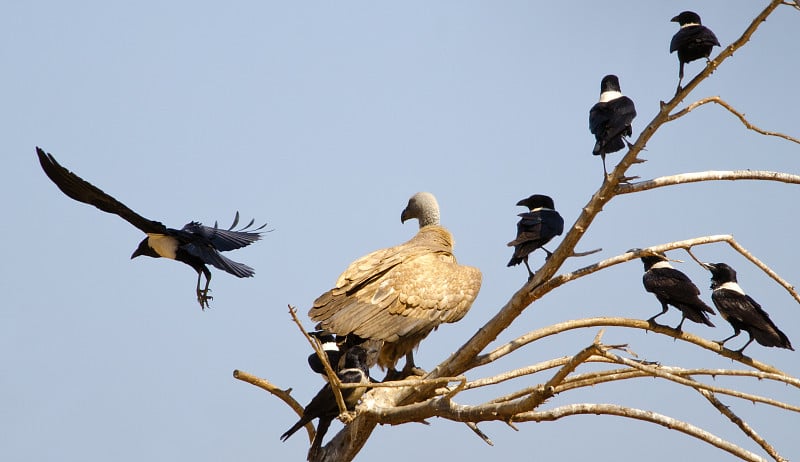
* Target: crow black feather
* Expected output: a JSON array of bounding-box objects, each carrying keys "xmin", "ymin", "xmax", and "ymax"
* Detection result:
[
  {"xmin": 704, "ymin": 262, "xmax": 793, "ymax": 353},
  {"xmin": 36, "ymin": 147, "xmax": 267, "ymax": 309},
  {"xmin": 640, "ymin": 253, "xmax": 715, "ymax": 330},
  {"xmin": 670, "ymin": 11, "xmax": 720, "ymax": 91},
  {"xmin": 589, "ymin": 75, "xmax": 636, "ymax": 176},
  {"xmin": 507, "ymin": 194, "xmax": 564, "ymax": 280}
]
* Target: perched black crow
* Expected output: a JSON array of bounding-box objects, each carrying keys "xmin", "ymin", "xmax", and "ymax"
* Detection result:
[
  {"xmin": 589, "ymin": 75, "xmax": 637, "ymax": 176},
  {"xmin": 307, "ymin": 331, "xmax": 341, "ymax": 381},
  {"xmin": 281, "ymin": 345, "xmax": 371, "ymax": 450},
  {"xmin": 670, "ymin": 11, "xmax": 720, "ymax": 92},
  {"xmin": 36, "ymin": 147, "xmax": 267, "ymax": 309},
  {"xmin": 507, "ymin": 194, "xmax": 564, "ymax": 280},
  {"xmin": 640, "ymin": 252, "xmax": 715, "ymax": 330},
  {"xmin": 703, "ymin": 262, "xmax": 793, "ymax": 353}
]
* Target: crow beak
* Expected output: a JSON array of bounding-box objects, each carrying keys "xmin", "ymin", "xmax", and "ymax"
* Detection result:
[
  {"xmin": 670, "ymin": 15, "xmax": 680, "ymax": 22},
  {"xmin": 700, "ymin": 262, "xmax": 715, "ymax": 270}
]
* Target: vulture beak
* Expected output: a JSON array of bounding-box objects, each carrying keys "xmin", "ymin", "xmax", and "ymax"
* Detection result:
[{"xmin": 400, "ymin": 207, "xmax": 411, "ymax": 223}]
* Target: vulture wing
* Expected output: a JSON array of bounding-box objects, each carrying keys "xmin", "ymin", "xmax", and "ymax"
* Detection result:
[{"xmin": 309, "ymin": 225, "xmax": 482, "ymax": 343}]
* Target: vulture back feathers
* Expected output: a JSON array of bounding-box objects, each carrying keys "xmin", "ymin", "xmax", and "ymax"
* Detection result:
[{"xmin": 308, "ymin": 192, "xmax": 482, "ymax": 373}]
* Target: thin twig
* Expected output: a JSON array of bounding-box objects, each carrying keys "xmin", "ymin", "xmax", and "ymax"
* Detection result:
[
  {"xmin": 464, "ymin": 422, "xmax": 494, "ymax": 446},
  {"xmin": 597, "ymin": 349, "xmax": 800, "ymax": 412},
  {"xmin": 693, "ymin": 383, "xmax": 787, "ymax": 462},
  {"xmin": 233, "ymin": 370, "xmax": 315, "ymax": 443},
  {"xmin": 287, "ymin": 305, "xmax": 347, "ymax": 414},
  {"xmin": 667, "ymin": 96, "xmax": 800, "ymax": 144}
]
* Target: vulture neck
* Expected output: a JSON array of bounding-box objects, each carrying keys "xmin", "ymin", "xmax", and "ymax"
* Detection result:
[{"xmin": 417, "ymin": 208, "xmax": 440, "ymax": 228}]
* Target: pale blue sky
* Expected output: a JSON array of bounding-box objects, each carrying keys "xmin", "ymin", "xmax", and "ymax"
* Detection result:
[{"xmin": 2, "ymin": 1, "xmax": 798, "ymax": 460}]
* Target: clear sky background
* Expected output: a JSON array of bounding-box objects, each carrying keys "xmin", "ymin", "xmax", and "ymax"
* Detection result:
[{"xmin": 2, "ymin": 1, "xmax": 798, "ymax": 460}]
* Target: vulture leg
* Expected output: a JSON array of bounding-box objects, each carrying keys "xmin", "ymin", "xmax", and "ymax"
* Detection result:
[
  {"xmin": 401, "ymin": 351, "xmax": 426, "ymax": 379},
  {"xmin": 383, "ymin": 368, "xmax": 400, "ymax": 382}
]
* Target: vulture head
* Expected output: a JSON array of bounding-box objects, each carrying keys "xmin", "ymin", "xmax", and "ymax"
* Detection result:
[{"xmin": 401, "ymin": 191, "xmax": 440, "ymax": 228}]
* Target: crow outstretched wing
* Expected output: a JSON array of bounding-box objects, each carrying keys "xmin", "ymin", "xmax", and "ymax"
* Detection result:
[{"xmin": 36, "ymin": 147, "xmax": 167, "ymax": 234}]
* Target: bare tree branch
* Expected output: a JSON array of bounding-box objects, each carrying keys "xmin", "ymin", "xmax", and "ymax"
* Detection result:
[
  {"xmin": 472, "ymin": 317, "xmax": 787, "ymax": 374},
  {"xmin": 233, "ymin": 370, "xmax": 315, "ymax": 443},
  {"xmin": 616, "ymin": 171, "xmax": 800, "ymax": 195},
  {"xmin": 515, "ymin": 404, "xmax": 767, "ymax": 462},
  {"xmin": 597, "ymin": 349, "xmax": 800, "ymax": 412},
  {"xmin": 666, "ymin": 96, "xmax": 800, "ymax": 144},
  {"xmin": 694, "ymin": 384, "xmax": 788, "ymax": 462}
]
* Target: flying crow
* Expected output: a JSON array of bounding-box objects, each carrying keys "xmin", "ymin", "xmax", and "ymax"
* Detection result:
[
  {"xmin": 640, "ymin": 252, "xmax": 715, "ymax": 330},
  {"xmin": 281, "ymin": 345, "xmax": 371, "ymax": 452},
  {"xmin": 307, "ymin": 331, "xmax": 342, "ymax": 381},
  {"xmin": 670, "ymin": 11, "xmax": 720, "ymax": 92},
  {"xmin": 36, "ymin": 147, "xmax": 267, "ymax": 309},
  {"xmin": 589, "ymin": 74, "xmax": 637, "ymax": 176},
  {"xmin": 703, "ymin": 262, "xmax": 793, "ymax": 353},
  {"xmin": 507, "ymin": 194, "xmax": 564, "ymax": 280}
]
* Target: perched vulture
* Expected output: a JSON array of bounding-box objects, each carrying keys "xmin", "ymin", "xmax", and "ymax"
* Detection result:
[{"xmin": 308, "ymin": 192, "xmax": 482, "ymax": 380}]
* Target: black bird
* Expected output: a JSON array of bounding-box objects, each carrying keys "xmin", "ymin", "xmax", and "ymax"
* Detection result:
[
  {"xmin": 640, "ymin": 252, "xmax": 715, "ymax": 330},
  {"xmin": 703, "ymin": 262, "xmax": 793, "ymax": 353},
  {"xmin": 307, "ymin": 331, "xmax": 341, "ymax": 381},
  {"xmin": 589, "ymin": 75, "xmax": 637, "ymax": 176},
  {"xmin": 36, "ymin": 147, "xmax": 267, "ymax": 309},
  {"xmin": 507, "ymin": 194, "xmax": 564, "ymax": 280},
  {"xmin": 281, "ymin": 345, "xmax": 371, "ymax": 450},
  {"xmin": 670, "ymin": 11, "xmax": 720, "ymax": 92}
]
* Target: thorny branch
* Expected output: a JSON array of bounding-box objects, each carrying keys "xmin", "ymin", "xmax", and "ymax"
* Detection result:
[{"xmin": 694, "ymin": 382, "xmax": 788, "ymax": 462}]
